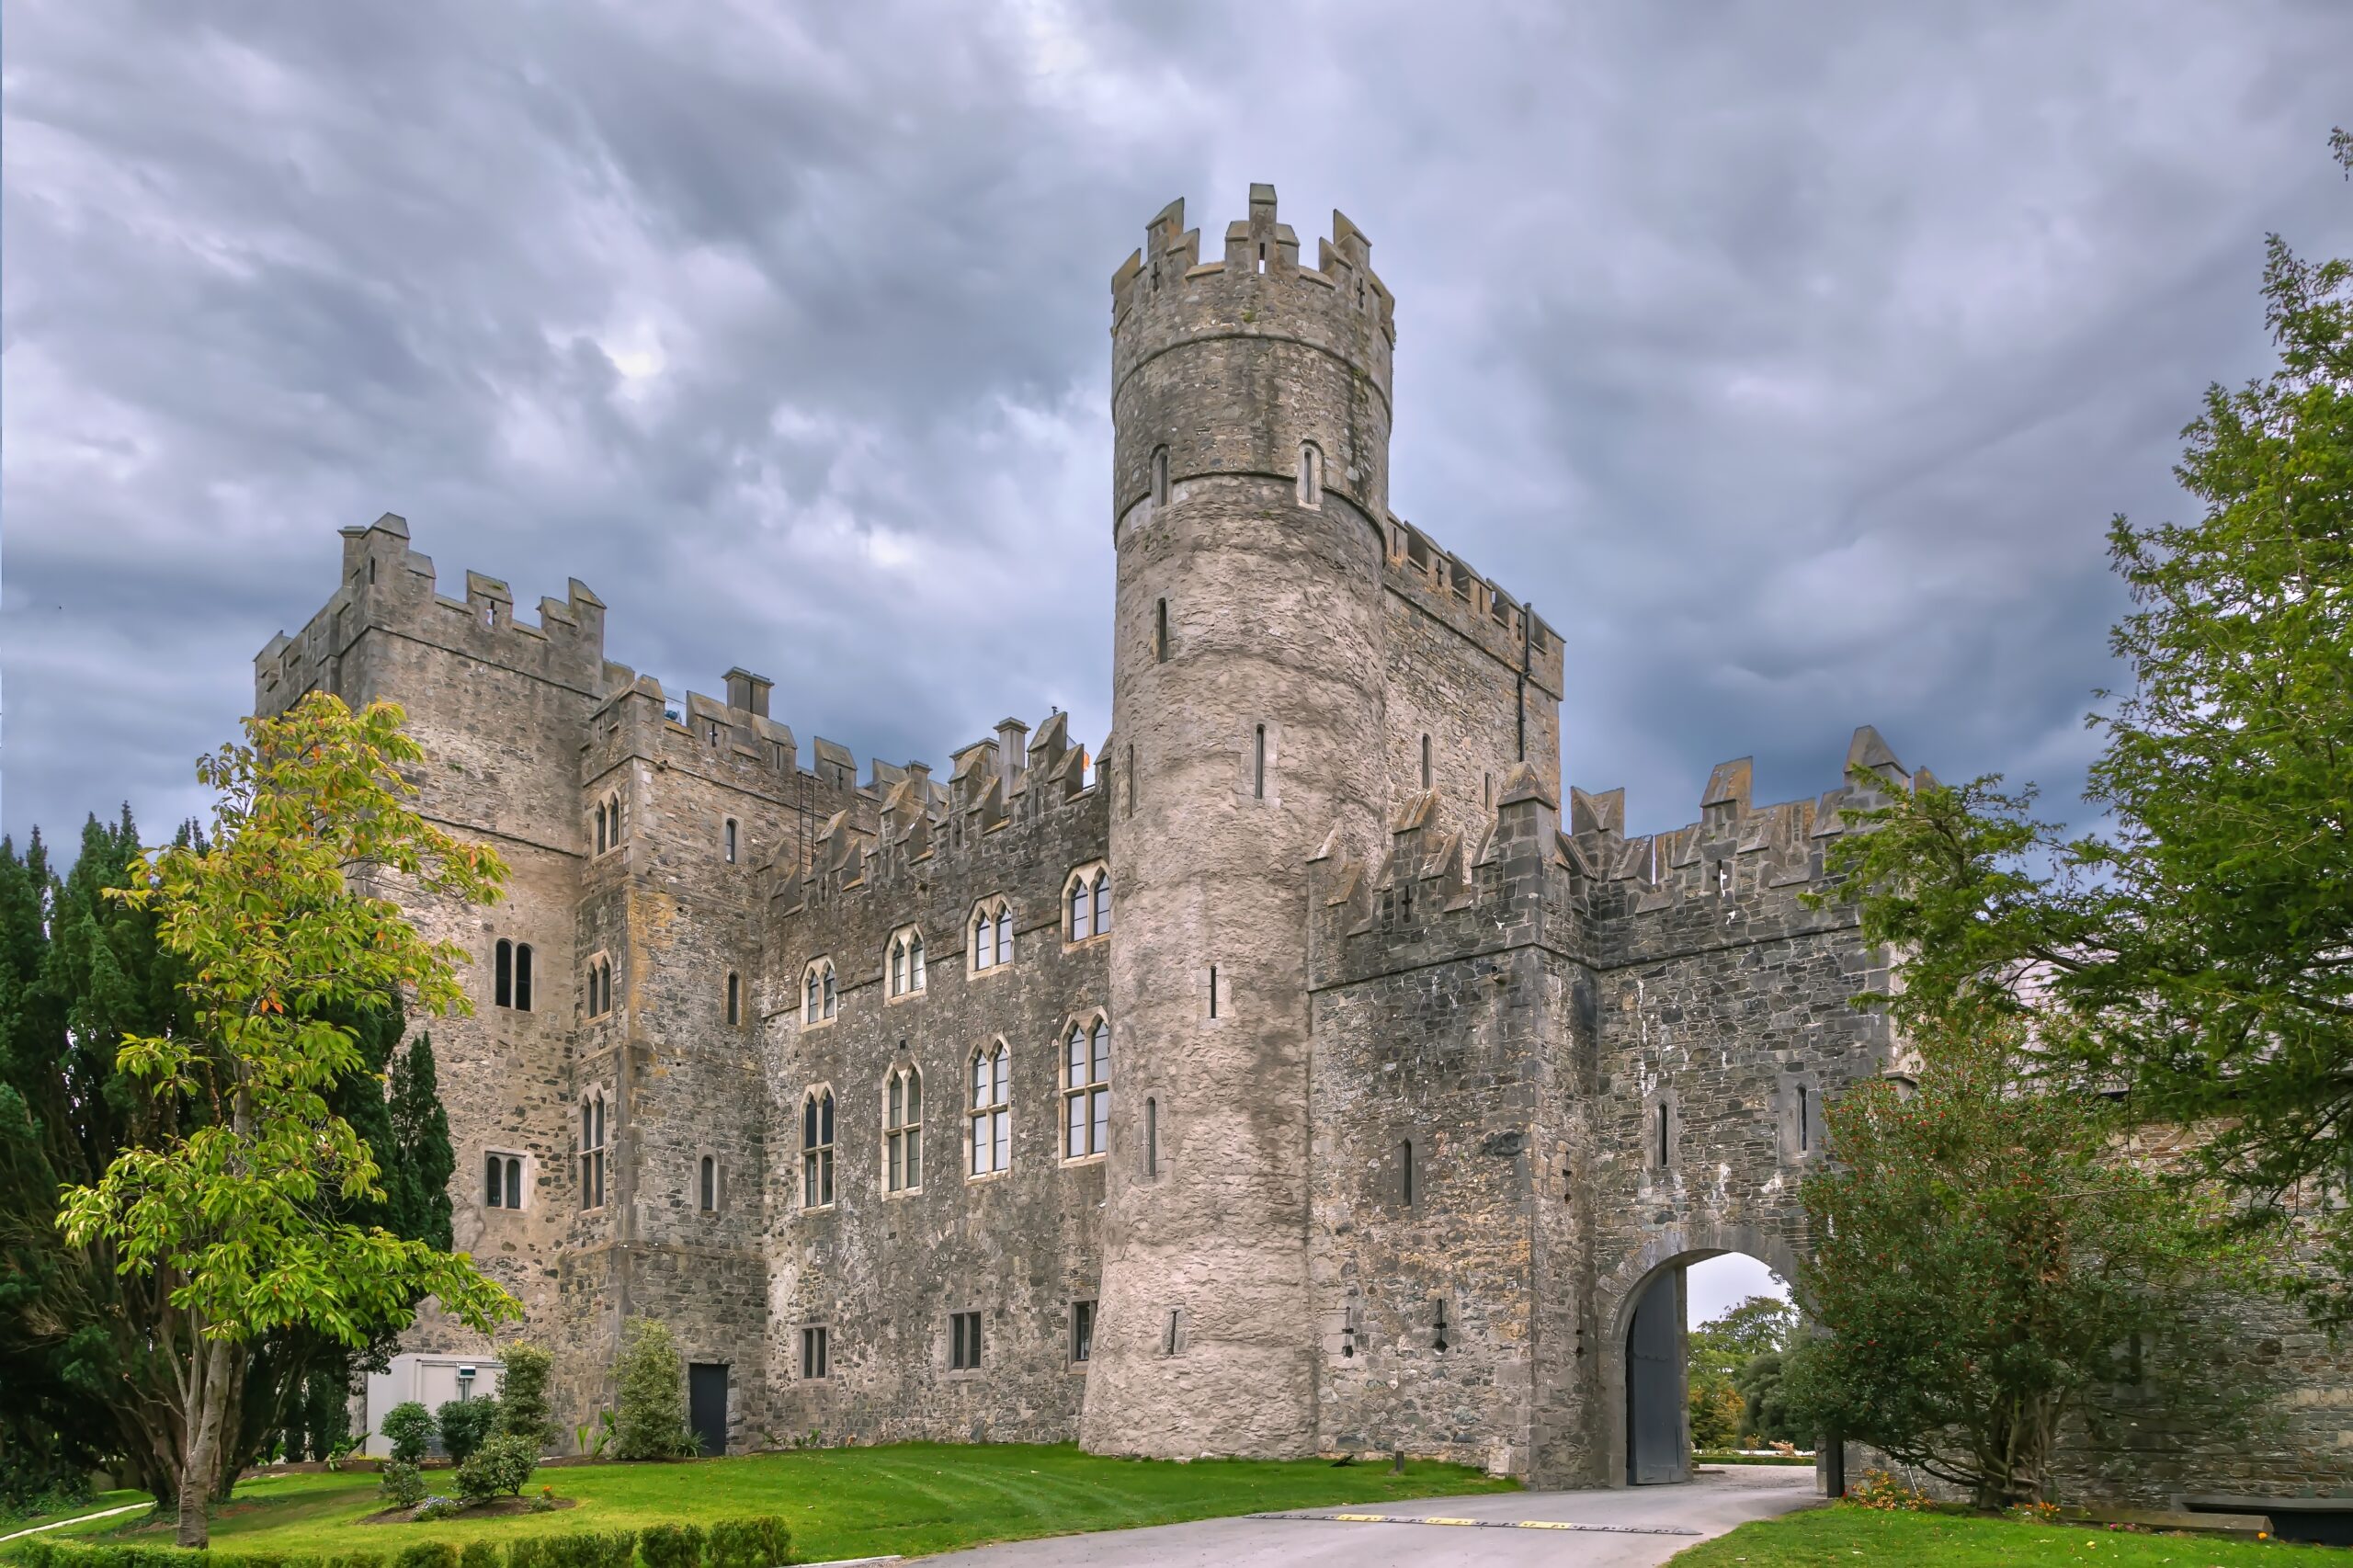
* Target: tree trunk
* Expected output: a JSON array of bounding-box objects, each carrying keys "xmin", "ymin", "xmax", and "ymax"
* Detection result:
[{"xmin": 176, "ymin": 1336, "xmax": 236, "ymax": 1547}]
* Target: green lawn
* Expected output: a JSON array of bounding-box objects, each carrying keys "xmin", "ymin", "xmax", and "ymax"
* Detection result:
[
  {"xmin": 1669, "ymin": 1505, "xmax": 2336, "ymax": 1566},
  {"xmin": 74, "ymin": 1445, "xmax": 1512, "ymax": 1563},
  {"xmin": 1, "ymin": 1495, "xmax": 154, "ymax": 1542}
]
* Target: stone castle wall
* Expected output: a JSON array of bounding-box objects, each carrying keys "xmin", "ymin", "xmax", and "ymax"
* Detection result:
[
  {"xmin": 1379, "ymin": 517, "xmax": 1564, "ymax": 845},
  {"xmin": 256, "ymin": 516, "xmax": 606, "ymax": 1349},
  {"xmin": 764, "ymin": 718, "xmax": 1110, "ymax": 1446},
  {"xmin": 243, "ymin": 185, "xmax": 2349, "ymax": 1506}
]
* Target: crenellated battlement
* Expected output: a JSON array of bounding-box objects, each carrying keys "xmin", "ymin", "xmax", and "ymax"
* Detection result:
[
  {"xmin": 780, "ymin": 707, "xmax": 1099, "ymax": 915},
  {"xmin": 1305, "ymin": 762, "xmax": 1561, "ymax": 992},
  {"xmin": 1558, "ymin": 726, "xmax": 1915, "ymax": 919},
  {"xmin": 1382, "ymin": 515, "xmax": 1564, "ymax": 696},
  {"xmin": 254, "ymin": 511, "xmax": 608, "ymax": 716},
  {"xmin": 1109, "ymin": 185, "xmax": 1392, "ymax": 345}
]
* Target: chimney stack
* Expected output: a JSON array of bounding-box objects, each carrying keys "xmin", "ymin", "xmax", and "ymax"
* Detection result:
[
  {"xmin": 724, "ymin": 667, "xmax": 773, "ymax": 718},
  {"xmin": 995, "ymin": 717, "xmax": 1029, "ymax": 795}
]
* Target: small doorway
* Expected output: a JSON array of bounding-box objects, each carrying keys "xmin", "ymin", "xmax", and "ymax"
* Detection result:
[
  {"xmin": 1625, "ymin": 1271, "xmax": 1685, "ymax": 1483},
  {"xmin": 688, "ymin": 1362, "xmax": 729, "ymax": 1457}
]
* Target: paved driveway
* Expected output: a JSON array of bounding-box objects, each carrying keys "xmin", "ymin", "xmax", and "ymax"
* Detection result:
[{"xmin": 917, "ymin": 1465, "xmax": 1819, "ymax": 1567}]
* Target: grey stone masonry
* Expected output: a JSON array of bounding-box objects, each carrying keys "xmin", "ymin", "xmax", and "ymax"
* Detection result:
[{"xmin": 245, "ymin": 185, "xmax": 2347, "ymax": 1503}]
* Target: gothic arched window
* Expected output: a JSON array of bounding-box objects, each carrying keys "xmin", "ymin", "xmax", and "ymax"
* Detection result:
[
  {"xmin": 888, "ymin": 928, "xmax": 927, "ymax": 998},
  {"xmin": 801, "ymin": 1088, "xmax": 835, "ymax": 1210},
  {"xmin": 579, "ymin": 1093, "xmax": 608, "ymax": 1210},
  {"xmin": 803, "ymin": 959, "xmax": 838, "ymax": 1025},
  {"xmin": 969, "ymin": 1041, "xmax": 1011, "ymax": 1176},
  {"xmin": 1065, "ymin": 864, "xmax": 1110, "ymax": 942},
  {"xmin": 1063, "ymin": 1016, "xmax": 1110, "ymax": 1159},
  {"xmin": 970, "ymin": 899, "xmax": 1015, "ymax": 973},
  {"xmin": 886, "ymin": 1065, "xmax": 923, "ymax": 1193}
]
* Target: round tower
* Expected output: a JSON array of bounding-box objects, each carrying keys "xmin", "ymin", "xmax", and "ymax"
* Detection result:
[{"xmin": 1083, "ymin": 186, "xmax": 1394, "ymax": 1458}]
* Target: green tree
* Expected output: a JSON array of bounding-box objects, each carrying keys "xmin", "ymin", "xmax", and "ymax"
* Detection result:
[
  {"xmin": 5, "ymin": 812, "xmax": 469, "ymax": 1499},
  {"xmin": 1734, "ymin": 1351, "xmax": 1802, "ymax": 1447},
  {"xmin": 385, "ymin": 1033, "xmax": 456, "ymax": 1255},
  {"xmin": 438, "ymin": 1398, "xmax": 496, "ymax": 1464},
  {"xmin": 1780, "ymin": 1006, "xmax": 2267, "ymax": 1506},
  {"xmin": 611, "ymin": 1317, "xmax": 694, "ymax": 1460},
  {"xmin": 1686, "ymin": 1295, "xmax": 1793, "ymax": 1450},
  {"xmin": 0, "ymin": 813, "xmax": 199, "ymax": 1506},
  {"xmin": 55, "ymin": 694, "xmax": 521, "ymax": 1544},
  {"xmin": 380, "ymin": 1402, "xmax": 435, "ymax": 1466},
  {"xmin": 1687, "ymin": 1369, "xmax": 1744, "ymax": 1450},
  {"xmin": 494, "ymin": 1342, "xmax": 558, "ymax": 1449},
  {"xmin": 252, "ymin": 1023, "xmax": 456, "ymax": 1466},
  {"xmin": 1814, "ymin": 131, "xmax": 2353, "ymax": 1326}
]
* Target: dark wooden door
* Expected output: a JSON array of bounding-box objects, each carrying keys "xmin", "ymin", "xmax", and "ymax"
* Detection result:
[
  {"xmin": 688, "ymin": 1362, "xmax": 729, "ymax": 1457},
  {"xmin": 1626, "ymin": 1277, "xmax": 1684, "ymax": 1484}
]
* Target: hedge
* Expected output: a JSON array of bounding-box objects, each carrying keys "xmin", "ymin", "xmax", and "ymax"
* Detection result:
[{"xmin": 2, "ymin": 1516, "xmax": 793, "ymax": 1568}]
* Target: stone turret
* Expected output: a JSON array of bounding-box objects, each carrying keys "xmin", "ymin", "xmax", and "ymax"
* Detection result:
[{"xmin": 1085, "ymin": 187, "xmax": 1395, "ymax": 1459}]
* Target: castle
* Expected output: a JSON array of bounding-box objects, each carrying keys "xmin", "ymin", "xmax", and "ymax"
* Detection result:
[{"xmin": 258, "ymin": 187, "xmax": 2347, "ymax": 1497}]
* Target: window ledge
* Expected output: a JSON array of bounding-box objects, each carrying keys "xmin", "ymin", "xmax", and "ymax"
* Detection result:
[
  {"xmin": 1059, "ymin": 1152, "xmax": 1108, "ymax": 1169},
  {"xmin": 966, "ymin": 964, "xmax": 1013, "ymax": 981},
  {"xmin": 884, "ymin": 990, "xmax": 926, "ymax": 1006},
  {"xmin": 1063, "ymin": 933, "xmax": 1110, "ymax": 951},
  {"xmin": 964, "ymin": 1168, "xmax": 1011, "ymax": 1186}
]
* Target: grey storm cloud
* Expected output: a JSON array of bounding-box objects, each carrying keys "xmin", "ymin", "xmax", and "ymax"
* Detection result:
[{"xmin": 5, "ymin": 0, "xmax": 2351, "ymax": 855}]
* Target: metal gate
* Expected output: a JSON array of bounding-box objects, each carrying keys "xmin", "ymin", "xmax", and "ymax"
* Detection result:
[
  {"xmin": 688, "ymin": 1362, "xmax": 729, "ymax": 1457},
  {"xmin": 1625, "ymin": 1275, "xmax": 1684, "ymax": 1484}
]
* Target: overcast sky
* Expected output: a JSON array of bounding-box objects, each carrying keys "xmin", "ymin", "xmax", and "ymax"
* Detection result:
[{"xmin": 6, "ymin": 2, "xmax": 2350, "ymax": 864}]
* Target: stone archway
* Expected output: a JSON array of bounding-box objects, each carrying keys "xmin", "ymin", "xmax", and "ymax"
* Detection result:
[{"xmin": 1597, "ymin": 1222, "xmax": 1802, "ymax": 1488}]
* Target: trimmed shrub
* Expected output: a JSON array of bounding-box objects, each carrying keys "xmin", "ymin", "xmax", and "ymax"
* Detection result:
[
  {"xmin": 436, "ymin": 1400, "xmax": 496, "ymax": 1467},
  {"xmin": 504, "ymin": 1539, "xmax": 546, "ymax": 1568},
  {"xmin": 494, "ymin": 1343, "xmax": 557, "ymax": 1449},
  {"xmin": 538, "ymin": 1536, "xmax": 631, "ymax": 1568},
  {"xmin": 457, "ymin": 1545, "xmax": 498, "ymax": 1568},
  {"xmin": 635, "ymin": 1523, "xmax": 703, "ymax": 1568},
  {"xmin": 380, "ymin": 1403, "xmax": 436, "ymax": 1466},
  {"xmin": 394, "ymin": 1545, "xmax": 457, "ymax": 1568},
  {"xmin": 108, "ymin": 1552, "xmax": 206, "ymax": 1568},
  {"xmin": 611, "ymin": 1319, "xmax": 694, "ymax": 1460},
  {"xmin": 704, "ymin": 1518, "xmax": 789, "ymax": 1568},
  {"xmin": 379, "ymin": 1460, "xmax": 426, "ymax": 1509},
  {"xmin": 454, "ymin": 1434, "xmax": 538, "ymax": 1504}
]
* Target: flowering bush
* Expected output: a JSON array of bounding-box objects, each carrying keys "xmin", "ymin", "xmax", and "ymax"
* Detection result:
[{"xmin": 1842, "ymin": 1469, "xmax": 1931, "ymax": 1511}]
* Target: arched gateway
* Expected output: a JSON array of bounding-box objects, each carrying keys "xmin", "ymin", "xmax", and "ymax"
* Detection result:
[
  {"xmin": 1304, "ymin": 735, "xmax": 1910, "ymax": 1487},
  {"xmin": 1601, "ymin": 1228, "xmax": 1807, "ymax": 1485}
]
